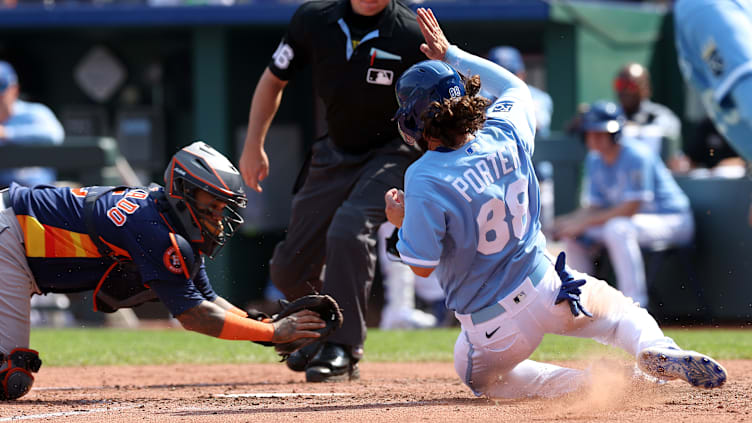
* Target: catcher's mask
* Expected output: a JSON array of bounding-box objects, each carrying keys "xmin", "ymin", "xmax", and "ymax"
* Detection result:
[
  {"xmin": 164, "ymin": 141, "xmax": 247, "ymax": 258},
  {"xmin": 393, "ymin": 60, "xmax": 466, "ymax": 146}
]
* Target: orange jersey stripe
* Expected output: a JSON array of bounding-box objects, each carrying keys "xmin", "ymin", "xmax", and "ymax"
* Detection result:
[
  {"xmin": 44, "ymin": 228, "xmax": 56, "ymax": 258},
  {"xmin": 16, "ymin": 214, "xmax": 117, "ymax": 259}
]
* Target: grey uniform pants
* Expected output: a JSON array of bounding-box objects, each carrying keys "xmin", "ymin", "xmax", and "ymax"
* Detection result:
[
  {"xmin": 0, "ymin": 206, "xmax": 39, "ymax": 358},
  {"xmin": 269, "ymin": 137, "xmax": 420, "ymax": 354}
]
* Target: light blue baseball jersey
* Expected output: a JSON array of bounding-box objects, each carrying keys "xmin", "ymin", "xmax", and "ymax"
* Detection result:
[
  {"xmin": 584, "ymin": 141, "xmax": 690, "ymax": 214},
  {"xmin": 0, "ymin": 100, "xmax": 65, "ymax": 187},
  {"xmin": 674, "ymin": 0, "xmax": 752, "ymax": 160},
  {"xmin": 529, "ymin": 85, "xmax": 553, "ymax": 139},
  {"xmin": 397, "ymin": 46, "xmax": 547, "ymax": 315}
]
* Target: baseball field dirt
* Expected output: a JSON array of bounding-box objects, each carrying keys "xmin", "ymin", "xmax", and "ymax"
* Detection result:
[{"xmin": 3, "ymin": 360, "xmax": 750, "ymax": 422}]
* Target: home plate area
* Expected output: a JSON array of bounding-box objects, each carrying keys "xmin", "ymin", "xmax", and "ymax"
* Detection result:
[{"xmin": 1, "ymin": 361, "xmax": 749, "ymax": 422}]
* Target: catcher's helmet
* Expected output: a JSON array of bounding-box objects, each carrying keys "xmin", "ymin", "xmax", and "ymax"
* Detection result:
[
  {"xmin": 581, "ymin": 100, "xmax": 624, "ymax": 136},
  {"xmin": 393, "ymin": 60, "xmax": 466, "ymax": 145},
  {"xmin": 164, "ymin": 141, "xmax": 247, "ymax": 257}
]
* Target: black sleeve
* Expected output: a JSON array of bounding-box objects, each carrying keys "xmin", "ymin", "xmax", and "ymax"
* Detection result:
[{"xmin": 268, "ymin": 3, "xmax": 312, "ymax": 80}]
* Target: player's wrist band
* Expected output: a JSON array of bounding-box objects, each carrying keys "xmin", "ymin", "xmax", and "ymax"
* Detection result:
[{"xmin": 218, "ymin": 311, "xmax": 274, "ymax": 342}]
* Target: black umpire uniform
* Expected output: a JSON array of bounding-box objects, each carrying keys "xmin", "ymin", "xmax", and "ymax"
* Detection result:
[{"xmin": 266, "ymin": 0, "xmax": 424, "ymax": 381}]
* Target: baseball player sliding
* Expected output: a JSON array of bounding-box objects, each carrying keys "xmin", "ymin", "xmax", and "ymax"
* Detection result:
[
  {"xmin": 385, "ymin": 8, "xmax": 727, "ymax": 398},
  {"xmin": 0, "ymin": 142, "xmax": 329, "ymax": 401}
]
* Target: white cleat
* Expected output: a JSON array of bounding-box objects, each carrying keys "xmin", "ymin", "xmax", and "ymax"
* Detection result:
[
  {"xmin": 380, "ymin": 307, "xmax": 438, "ymax": 330},
  {"xmin": 638, "ymin": 347, "xmax": 728, "ymax": 389}
]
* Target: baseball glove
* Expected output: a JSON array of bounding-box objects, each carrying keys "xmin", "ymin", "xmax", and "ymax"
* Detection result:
[{"xmin": 250, "ymin": 294, "xmax": 343, "ymax": 360}]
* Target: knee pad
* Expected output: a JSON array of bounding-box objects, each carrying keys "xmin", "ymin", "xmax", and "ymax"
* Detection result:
[{"xmin": 0, "ymin": 348, "xmax": 42, "ymax": 400}]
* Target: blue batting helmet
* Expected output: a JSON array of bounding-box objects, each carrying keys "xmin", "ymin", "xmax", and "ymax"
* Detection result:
[
  {"xmin": 581, "ymin": 100, "xmax": 624, "ymax": 135},
  {"xmin": 393, "ymin": 60, "xmax": 466, "ymax": 145},
  {"xmin": 487, "ymin": 46, "xmax": 525, "ymax": 75}
]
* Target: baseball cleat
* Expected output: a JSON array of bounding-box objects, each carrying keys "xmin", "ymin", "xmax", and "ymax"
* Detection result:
[{"xmin": 637, "ymin": 347, "xmax": 727, "ymax": 389}]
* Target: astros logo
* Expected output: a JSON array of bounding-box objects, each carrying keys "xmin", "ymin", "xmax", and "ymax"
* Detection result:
[{"xmin": 163, "ymin": 246, "xmax": 183, "ymax": 275}]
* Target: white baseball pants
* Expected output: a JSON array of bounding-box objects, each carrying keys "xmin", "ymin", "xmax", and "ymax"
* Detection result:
[
  {"xmin": 453, "ymin": 255, "xmax": 677, "ymax": 399},
  {"xmin": 564, "ymin": 211, "xmax": 694, "ymax": 306}
]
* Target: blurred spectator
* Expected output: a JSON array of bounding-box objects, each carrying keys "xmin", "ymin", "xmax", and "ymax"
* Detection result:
[
  {"xmin": 613, "ymin": 62, "xmax": 687, "ymax": 171},
  {"xmin": 487, "ymin": 46, "xmax": 553, "ymax": 138},
  {"xmin": 553, "ymin": 101, "xmax": 694, "ymax": 307},
  {"xmin": 0, "ymin": 61, "xmax": 65, "ymax": 188}
]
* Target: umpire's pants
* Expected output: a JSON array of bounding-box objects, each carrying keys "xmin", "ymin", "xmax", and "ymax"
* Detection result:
[{"xmin": 269, "ymin": 137, "xmax": 420, "ymax": 356}]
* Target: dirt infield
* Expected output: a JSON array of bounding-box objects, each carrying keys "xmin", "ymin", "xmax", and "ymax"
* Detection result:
[{"xmin": 3, "ymin": 360, "xmax": 750, "ymax": 422}]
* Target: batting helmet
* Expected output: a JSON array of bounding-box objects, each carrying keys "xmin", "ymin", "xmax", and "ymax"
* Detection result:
[
  {"xmin": 487, "ymin": 46, "xmax": 525, "ymax": 75},
  {"xmin": 164, "ymin": 141, "xmax": 247, "ymax": 257},
  {"xmin": 393, "ymin": 60, "xmax": 466, "ymax": 146},
  {"xmin": 581, "ymin": 100, "xmax": 624, "ymax": 136}
]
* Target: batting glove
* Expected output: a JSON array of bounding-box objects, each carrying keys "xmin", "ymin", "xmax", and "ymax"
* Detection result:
[{"xmin": 554, "ymin": 252, "xmax": 593, "ymax": 318}]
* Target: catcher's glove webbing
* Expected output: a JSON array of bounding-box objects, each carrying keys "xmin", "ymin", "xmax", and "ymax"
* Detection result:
[{"xmin": 249, "ymin": 294, "xmax": 343, "ymax": 360}]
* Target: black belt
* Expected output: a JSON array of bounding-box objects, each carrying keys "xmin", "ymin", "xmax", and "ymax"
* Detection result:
[{"xmin": 0, "ymin": 188, "xmax": 9, "ymax": 210}]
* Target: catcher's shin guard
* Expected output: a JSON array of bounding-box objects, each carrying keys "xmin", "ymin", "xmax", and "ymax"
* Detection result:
[{"xmin": 0, "ymin": 348, "xmax": 42, "ymax": 400}]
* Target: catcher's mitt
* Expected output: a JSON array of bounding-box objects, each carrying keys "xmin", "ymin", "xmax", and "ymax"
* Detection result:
[{"xmin": 250, "ymin": 294, "xmax": 343, "ymax": 360}]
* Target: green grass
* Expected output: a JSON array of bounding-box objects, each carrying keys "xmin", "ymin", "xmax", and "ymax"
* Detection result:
[{"xmin": 29, "ymin": 327, "xmax": 752, "ymax": 367}]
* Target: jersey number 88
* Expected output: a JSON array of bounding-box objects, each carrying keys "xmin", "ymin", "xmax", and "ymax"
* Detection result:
[{"xmin": 476, "ymin": 178, "xmax": 529, "ymax": 255}]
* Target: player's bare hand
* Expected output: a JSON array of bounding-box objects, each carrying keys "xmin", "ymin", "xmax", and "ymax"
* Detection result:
[
  {"xmin": 417, "ymin": 8, "xmax": 449, "ymax": 61},
  {"xmin": 384, "ymin": 188, "xmax": 405, "ymax": 228},
  {"xmin": 271, "ymin": 309, "xmax": 325, "ymax": 344},
  {"xmin": 239, "ymin": 145, "xmax": 269, "ymax": 193}
]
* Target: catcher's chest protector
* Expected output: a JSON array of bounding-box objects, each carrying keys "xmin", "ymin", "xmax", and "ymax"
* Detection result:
[{"xmin": 84, "ymin": 187, "xmax": 200, "ymax": 313}]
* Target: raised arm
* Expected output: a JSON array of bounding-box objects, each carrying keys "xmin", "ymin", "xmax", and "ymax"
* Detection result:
[{"xmin": 416, "ymin": 8, "xmax": 527, "ymax": 101}]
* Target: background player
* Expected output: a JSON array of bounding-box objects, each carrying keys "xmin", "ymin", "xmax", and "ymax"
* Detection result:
[
  {"xmin": 385, "ymin": 7, "xmax": 726, "ymax": 398},
  {"xmin": 612, "ymin": 62, "xmax": 686, "ymax": 170},
  {"xmin": 674, "ymin": 0, "xmax": 752, "ymax": 224},
  {"xmin": 0, "ymin": 61, "xmax": 65, "ymax": 188},
  {"xmin": 674, "ymin": 0, "xmax": 752, "ymax": 161},
  {"xmin": 487, "ymin": 45, "xmax": 553, "ymax": 139},
  {"xmin": 553, "ymin": 101, "xmax": 694, "ymax": 307},
  {"xmin": 0, "ymin": 141, "xmax": 325, "ymax": 400}
]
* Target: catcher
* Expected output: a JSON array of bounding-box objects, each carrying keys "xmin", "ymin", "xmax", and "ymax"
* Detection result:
[{"xmin": 0, "ymin": 141, "xmax": 340, "ymax": 401}]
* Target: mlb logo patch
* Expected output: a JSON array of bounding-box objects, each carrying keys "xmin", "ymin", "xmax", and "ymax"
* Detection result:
[
  {"xmin": 366, "ymin": 68, "xmax": 394, "ymax": 86},
  {"xmin": 493, "ymin": 101, "xmax": 514, "ymax": 113},
  {"xmin": 465, "ymin": 142, "xmax": 479, "ymax": 155}
]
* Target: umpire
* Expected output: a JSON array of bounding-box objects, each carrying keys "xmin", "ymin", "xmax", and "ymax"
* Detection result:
[{"xmin": 239, "ymin": 0, "xmax": 424, "ymax": 382}]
